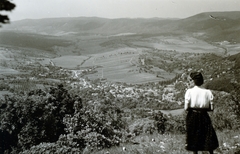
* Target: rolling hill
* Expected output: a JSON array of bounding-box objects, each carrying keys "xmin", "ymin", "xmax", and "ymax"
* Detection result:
[
  {"xmin": 1, "ymin": 17, "xmax": 176, "ymax": 35},
  {"xmin": 176, "ymin": 11, "xmax": 240, "ymax": 42},
  {"xmin": 0, "ymin": 11, "xmax": 240, "ymax": 53},
  {"xmin": 0, "ymin": 31, "xmax": 71, "ymax": 51},
  {"xmin": 1, "ymin": 11, "xmax": 240, "ymax": 38}
]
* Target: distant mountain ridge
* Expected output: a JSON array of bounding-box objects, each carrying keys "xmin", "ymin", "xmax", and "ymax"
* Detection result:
[
  {"xmin": 1, "ymin": 11, "xmax": 240, "ymax": 42},
  {"xmin": 2, "ymin": 17, "xmax": 177, "ymax": 35}
]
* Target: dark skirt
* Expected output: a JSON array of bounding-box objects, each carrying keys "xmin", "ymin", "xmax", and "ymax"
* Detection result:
[{"xmin": 186, "ymin": 110, "xmax": 219, "ymax": 151}]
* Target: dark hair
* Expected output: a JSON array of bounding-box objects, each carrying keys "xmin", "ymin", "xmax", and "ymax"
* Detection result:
[{"xmin": 190, "ymin": 72, "xmax": 204, "ymax": 86}]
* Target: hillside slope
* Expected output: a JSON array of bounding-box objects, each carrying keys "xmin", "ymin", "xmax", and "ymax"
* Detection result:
[
  {"xmin": 1, "ymin": 17, "xmax": 176, "ymax": 35},
  {"xmin": 1, "ymin": 11, "xmax": 240, "ymax": 39},
  {"xmin": 1, "ymin": 11, "xmax": 240, "ymax": 52},
  {"xmin": 176, "ymin": 11, "xmax": 240, "ymax": 42}
]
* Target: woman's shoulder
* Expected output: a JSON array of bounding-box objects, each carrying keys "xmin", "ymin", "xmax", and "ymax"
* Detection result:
[
  {"xmin": 202, "ymin": 87, "xmax": 212, "ymax": 92},
  {"xmin": 201, "ymin": 87, "xmax": 213, "ymax": 95},
  {"xmin": 186, "ymin": 88, "xmax": 193, "ymax": 92},
  {"xmin": 197, "ymin": 86, "xmax": 210, "ymax": 91},
  {"xmin": 193, "ymin": 86, "xmax": 212, "ymax": 93}
]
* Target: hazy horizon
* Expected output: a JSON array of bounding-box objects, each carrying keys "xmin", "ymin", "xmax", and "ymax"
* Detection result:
[{"xmin": 4, "ymin": 0, "xmax": 240, "ymax": 21}]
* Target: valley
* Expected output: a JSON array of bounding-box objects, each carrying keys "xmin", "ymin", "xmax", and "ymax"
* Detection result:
[
  {"xmin": 0, "ymin": 31, "xmax": 228, "ymax": 83},
  {"xmin": 0, "ymin": 12, "xmax": 240, "ymax": 153}
]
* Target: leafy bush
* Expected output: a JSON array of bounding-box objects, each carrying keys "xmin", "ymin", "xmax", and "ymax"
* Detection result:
[
  {"xmin": 22, "ymin": 98, "xmax": 127, "ymax": 153},
  {"xmin": 164, "ymin": 113, "xmax": 186, "ymax": 134},
  {"xmin": 61, "ymin": 98, "xmax": 126, "ymax": 150},
  {"xmin": 0, "ymin": 83, "xmax": 128, "ymax": 153},
  {"xmin": 129, "ymin": 118, "xmax": 154, "ymax": 136},
  {"xmin": 128, "ymin": 111, "xmax": 167, "ymax": 136},
  {"xmin": 20, "ymin": 142, "xmax": 81, "ymax": 154},
  {"xmin": 152, "ymin": 111, "xmax": 167, "ymax": 134},
  {"xmin": 0, "ymin": 84, "xmax": 75, "ymax": 153},
  {"xmin": 210, "ymin": 91, "xmax": 240, "ymax": 130}
]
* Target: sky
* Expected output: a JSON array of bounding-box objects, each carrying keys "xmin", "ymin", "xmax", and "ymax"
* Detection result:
[{"xmin": 4, "ymin": 0, "xmax": 240, "ymax": 21}]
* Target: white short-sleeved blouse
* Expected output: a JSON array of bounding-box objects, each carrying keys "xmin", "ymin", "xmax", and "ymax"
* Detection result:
[{"xmin": 185, "ymin": 86, "xmax": 213, "ymax": 109}]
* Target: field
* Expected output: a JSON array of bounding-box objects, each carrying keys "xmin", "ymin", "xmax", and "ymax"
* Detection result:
[
  {"xmin": 0, "ymin": 66, "xmax": 19, "ymax": 75},
  {"xmin": 133, "ymin": 35, "xmax": 225, "ymax": 53},
  {"xmin": 0, "ymin": 48, "xmax": 20, "ymax": 77},
  {"xmin": 216, "ymin": 41, "xmax": 240, "ymax": 55},
  {"xmin": 40, "ymin": 55, "xmax": 90, "ymax": 69},
  {"xmin": 29, "ymin": 34, "xmax": 227, "ymax": 84},
  {"xmin": 81, "ymin": 48, "xmax": 166, "ymax": 83}
]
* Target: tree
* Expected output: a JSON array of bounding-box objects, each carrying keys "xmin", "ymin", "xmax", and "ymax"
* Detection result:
[
  {"xmin": 0, "ymin": 0, "xmax": 16, "ymax": 25},
  {"xmin": 0, "ymin": 84, "xmax": 76, "ymax": 153}
]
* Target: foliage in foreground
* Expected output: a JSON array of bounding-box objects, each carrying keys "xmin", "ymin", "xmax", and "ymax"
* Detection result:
[
  {"xmin": 59, "ymin": 98, "xmax": 126, "ymax": 150},
  {"xmin": 0, "ymin": 84, "xmax": 75, "ymax": 153},
  {"xmin": 0, "ymin": 84, "xmax": 127, "ymax": 153},
  {"xmin": 1, "ymin": 82, "xmax": 240, "ymax": 153}
]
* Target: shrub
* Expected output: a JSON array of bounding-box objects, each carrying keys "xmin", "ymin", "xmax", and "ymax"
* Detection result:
[
  {"xmin": 129, "ymin": 118, "xmax": 154, "ymax": 136},
  {"xmin": 0, "ymin": 84, "xmax": 75, "ymax": 153},
  {"xmin": 0, "ymin": 84, "xmax": 128, "ymax": 153},
  {"xmin": 165, "ymin": 113, "xmax": 186, "ymax": 134},
  {"xmin": 152, "ymin": 111, "xmax": 167, "ymax": 134},
  {"xmin": 210, "ymin": 91, "xmax": 240, "ymax": 130},
  {"xmin": 61, "ymin": 99, "xmax": 126, "ymax": 150},
  {"xmin": 20, "ymin": 142, "xmax": 81, "ymax": 154}
]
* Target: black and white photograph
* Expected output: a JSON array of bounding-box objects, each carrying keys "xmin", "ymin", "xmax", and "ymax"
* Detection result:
[{"xmin": 0, "ymin": 0, "xmax": 240, "ymax": 153}]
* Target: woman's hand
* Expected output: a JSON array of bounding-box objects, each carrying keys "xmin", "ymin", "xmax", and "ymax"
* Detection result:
[{"xmin": 209, "ymin": 103, "xmax": 214, "ymax": 111}]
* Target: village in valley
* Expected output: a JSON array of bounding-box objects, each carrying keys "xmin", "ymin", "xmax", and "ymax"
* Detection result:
[{"xmin": 0, "ymin": 43, "xmax": 235, "ymax": 113}]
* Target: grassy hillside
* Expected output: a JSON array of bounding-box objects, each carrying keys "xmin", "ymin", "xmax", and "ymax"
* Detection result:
[
  {"xmin": 0, "ymin": 31, "xmax": 71, "ymax": 51},
  {"xmin": 179, "ymin": 11, "xmax": 240, "ymax": 30},
  {"xmin": 177, "ymin": 11, "xmax": 240, "ymax": 42},
  {"xmin": 2, "ymin": 17, "xmax": 176, "ymax": 35}
]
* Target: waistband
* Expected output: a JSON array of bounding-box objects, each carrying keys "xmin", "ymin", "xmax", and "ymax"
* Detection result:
[{"xmin": 189, "ymin": 108, "xmax": 208, "ymax": 113}]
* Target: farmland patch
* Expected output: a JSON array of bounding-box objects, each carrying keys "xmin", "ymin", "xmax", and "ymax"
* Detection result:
[
  {"xmin": 40, "ymin": 55, "xmax": 90, "ymax": 69},
  {"xmin": 80, "ymin": 47, "xmax": 174, "ymax": 83},
  {"xmin": 0, "ymin": 66, "xmax": 19, "ymax": 75},
  {"xmin": 133, "ymin": 35, "xmax": 225, "ymax": 53}
]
